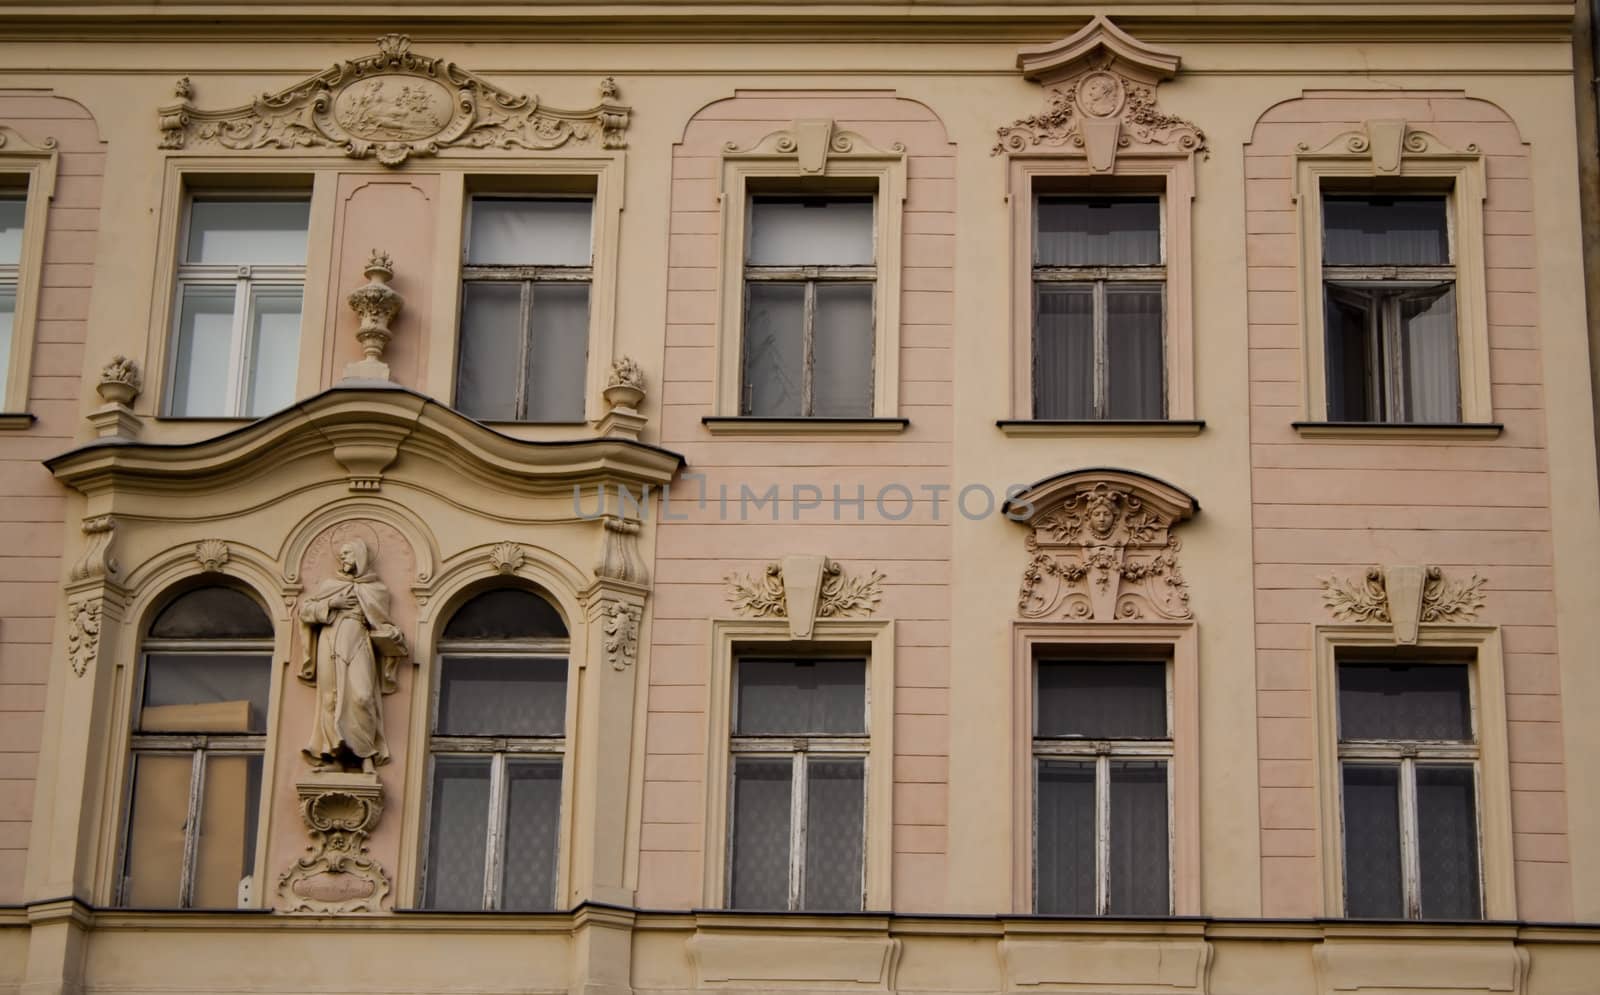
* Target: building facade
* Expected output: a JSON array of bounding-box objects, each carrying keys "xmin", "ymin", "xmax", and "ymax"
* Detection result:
[{"xmin": 2, "ymin": 3, "xmax": 1600, "ymax": 993}]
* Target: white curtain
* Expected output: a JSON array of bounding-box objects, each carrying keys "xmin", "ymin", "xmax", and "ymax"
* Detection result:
[
  {"xmin": 1033, "ymin": 286, "xmax": 1093, "ymax": 418},
  {"xmin": 1106, "ymin": 285, "xmax": 1164, "ymax": 419},
  {"xmin": 1323, "ymin": 197, "xmax": 1448, "ymax": 266},
  {"xmin": 1035, "ymin": 197, "xmax": 1160, "ymax": 266}
]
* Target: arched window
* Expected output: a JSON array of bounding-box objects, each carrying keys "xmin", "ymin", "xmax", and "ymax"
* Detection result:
[
  {"xmin": 422, "ymin": 587, "xmax": 570, "ymax": 910},
  {"xmin": 119, "ymin": 585, "xmax": 273, "ymax": 908}
]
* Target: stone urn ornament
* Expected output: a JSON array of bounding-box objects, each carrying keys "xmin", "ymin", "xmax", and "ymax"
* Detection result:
[
  {"xmin": 603, "ymin": 355, "xmax": 646, "ymax": 411},
  {"xmin": 343, "ymin": 249, "xmax": 404, "ymax": 382}
]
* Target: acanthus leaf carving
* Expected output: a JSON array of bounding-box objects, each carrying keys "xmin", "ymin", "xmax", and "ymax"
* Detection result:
[
  {"xmin": 601, "ymin": 599, "xmax": 642, "ymax": 671},
  {"xmin": 158, "ymin": 35, "xmax": 631, "ymax": 166},
  {"xmin": 725, "ymin": 558, "xmax": 884, "ymax": 620},
  {"xmin": 1319, "ymin": 566, "xmax": 1391, "ymax": 623},
  {"xmin": 726, "ymin": 562, "xmax": 787, "ymax": 618},
  {"xmin": 69, "ymin": 515, "xmax": 118, "ymax": 583},
  {"xmin": 1320, "ymin": 565, "xmax": 1487, "ymax": 628},
  {"xmin": 194, "ymin": 538, "xmax": 231, "ymax": 573},
  {"xmin": 1420, "ymin": 567, "xmax": 1487, "ymax": 623},
  {"xmin": 65, "ymin": 596, "xmax": 102, "ymax": 678}
]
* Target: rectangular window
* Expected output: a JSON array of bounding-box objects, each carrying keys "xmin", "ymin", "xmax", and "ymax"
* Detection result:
[
  {"xmin": 1337, "ymin": 661, "xmax": 1481, "ymax": 919},
  {"xmin": 168, "ymin": 196, "xmax": 309, "ymax": 418},
  {"xmin": 741, "ymin": 196, "xmax": 876, "ymax": 418},
  {"xmin": 1322, "ymin": 195, "xmax": 1459, "ymax": 423},
  {"xmin": 0, "ymin": 194, "xmax": 23, "ymax": 410},
  {"xmin": 728, "ymin": 656, "xmax": 867, "ymax": 910},
  {"xmin": 1032, "ymin": 196, "xmax": 1166, "ymax": 420},
  {"xmin": 1034, "ymin": 659, "xmax": 1172, "ymax": 915},
  {"xmin": 456, "ymin": 196, "xmax": 593, "ymax": 423}
]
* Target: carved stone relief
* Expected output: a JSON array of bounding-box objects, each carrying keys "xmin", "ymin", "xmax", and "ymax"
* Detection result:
[
  {"xmin": 68, "ymin": 515, "xmax": 117, "ymax": 583},
  {"xmin": 89, "ymin": 356, "xmax": 145, "ymax": 440},
  {"xmin": 343, "ymin": 249, "xmax": 403, "ymax": 382},
  {"xmin": 65, "ymin": 596, "xmax": 101, "ymax": 678},
  {"xmin": 277, "ymin": 772, "xmax": 390, "ymax": 914},
  {"xmin": 1321, "ymin": 565, "xmax": 1487, "ymax": 644},
  {"xmin": 727, "ymin": 555, "xmax": 885, "ymax": 638},
  {"xmin": 595, "ymin": 515, "xmax": 649, "ymax": 586},
  {"xmin": 601, "ymin": 599, "xmax": 642, "ymax": 671},
  {"xmin": 489, "ymin": 541, "xmax": 526, "ymax": 575},
  {"xmin": 1296, "ymin": 119, "xmax": 1479, "ymax": 173},
  {"xmin": 158, "ymin": 34, "xmax": 630, "ymax": 166},
  {"xmin": 193, "ymin": 538, "xmax": 231, "ymax": 573},
  {"xmin": 723, "ymin": 118, "xmax": 905, "ymax": 173}
]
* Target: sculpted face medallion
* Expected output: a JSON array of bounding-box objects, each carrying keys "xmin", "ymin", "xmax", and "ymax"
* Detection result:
[
  {"xmin": 1076, "ymin": 72, "xmax": 1125, "ymax": 118},
  {"xmin": 332, "ymin": 76, "xmax": 454, "ymax": 141}
]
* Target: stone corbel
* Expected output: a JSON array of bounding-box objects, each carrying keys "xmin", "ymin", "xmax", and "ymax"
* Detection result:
[
  {"xmin": 595, "ymin": 515, "xmax": 649, "ymax": 587},
  {"xmin": 723, "ymin": 118, "xmax": 906, "ymax": 173},
  {"xmin": 63, "ymin": 515, "xmax": 127, "ymax": 679},
  {"xmin": 278, "ymin": 770, "xmax": 389, "ymax": 913},
  {"xmin": 1320, "ymin": 564, "xmax": 1487, "ymax": 644},
  {"xmin": 726, "ymin": 555, "xmax": 886, "ymax": 639}
]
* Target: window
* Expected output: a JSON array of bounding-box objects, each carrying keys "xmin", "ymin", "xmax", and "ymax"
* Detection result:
[
  {"xmin": 422, "ymin": 588, "xmax": 569, "ymax": 910},
  {"xmin": 119, "ymin": 586, "xmax": 273, "ymax": 908},
  {"xmin": 0, "ymin": 194, "xmax": 22, "ymax": 409},
  {"xmin": 727, "ymin": 656, "xmax": 867, "ymax": 910},
  {"xmin": 1032, "ymin": 196, "xmax": 1165, "ymax": 420},
  {"xmin": 455, "ymin": 197, "xmax": 592, "ymax": 423},
  {"xmin": 1336, "ymin": 660, "xmax": 1481, "ymax": 919},
  {"xmin": 740, "ymin": 196, "xmax": 875, "ymax": 418},
  {"xmin": 168, "ymin": 197, "xmax": 309, "ymax": 418},
  {"xmin": 1033, "ymin": 659, "xmax": 1171, "ymax": 915}
]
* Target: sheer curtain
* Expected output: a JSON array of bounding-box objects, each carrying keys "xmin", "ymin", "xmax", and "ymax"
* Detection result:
[
  {"xmin": 804, "ymin": 760, "xmax": 865, "ymax": 910},
  {"xmin": 1036, "ymin": 760, "xmax": 1095, "ymax": 914},
  {"xmin": 1108, "ymin": 760, "xmax": 1169, "ymax": 914},
  {"xmin": 1337, "ymin": 663, "xmax": 1470, "ymax": 740},
  {"xmin": 1034, "ymin": 286, "xmax": 1093, "ymax": 419},
  {"xmin": 1035, "ymin": 198, "xmax": 1161, "ymax": 266},
  {"xmin": 1106, "ymin": 285, "xmax": 1164, "ymax": 419},
  {"xmin": 1416, "ymin": 765, "xmax": 1481, "ymax": 919},
  {"xmin": 1399, "ymin": 286, "xmax": 1459, "ymax": 422},
  {"xmin": 1036, "ymin": 662, "xmax": 1167, "ymax": 739},
  {"xmin": 1341, "ymin": 763, "xmax": 1404, "ymax": 917},
  {"xmin": 1323, "ymin": 197, "xmax": 1448, "ymax": 266},
  {"xmin": 730, "ymin": 758, "xmax": 792, "ymax": 908}
]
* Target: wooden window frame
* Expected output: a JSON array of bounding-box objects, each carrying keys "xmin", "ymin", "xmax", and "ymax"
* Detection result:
[{"xmin": 0, "ymin": 135, "xmax": 58, "ymax": 421}]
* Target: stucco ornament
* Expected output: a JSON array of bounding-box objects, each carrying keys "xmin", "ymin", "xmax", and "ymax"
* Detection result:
[
  {"xmin": 95, "ymin": 355, "xmax": 142, "ymax": 406},
  {"xmin": 297, "ymin": 538, "xmax": 407, "ymax": 773},
  {"xmin": 727, "ymin": 555, "xmax": 885, "ymax": 637},
  {"xmin": 1011, "ymin": 471, "xmax": 1197, "ymax": 621},
  {"xmin": 193, "ymin": 538, "xmax": 230, "ymax": 573},
  {"xmin": 278, "ymin": 773, "xmax": 390, "ymax": 914},
  {"xmin": 68, "ymin": 515, "xmax": 117, "ymax": 583},
  {"xmin": 65, "ymin": 596, "xmax": 101, "ymax": 678},
  {"xmin": 1321, "ymin": 564, "xmax": 1487, "ymax": 644},
  {"xmin": 157, "ymin": 34, "xmax": 630, "ymax": 165},
  {"xmin": 604, "ymin": 355, "xmax": 647, "ymax": 411},
  {"xmin": 595, "ymin": 516, "xmax": 650, "ymax": 585},
  {"xmin": 343, "ymin": 249, "xmax": 403, "ymax": 381},
  {"xmin": 601, "ymin": 599, "xmax": 642, "ymax": 671},
  {"xmin": 489, "ymin": 540, "xmax": 526, "ymax": 575}
]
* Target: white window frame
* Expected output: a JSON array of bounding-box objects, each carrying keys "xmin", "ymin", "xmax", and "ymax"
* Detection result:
[{"xmin": 0, "ymin": 129, "xmax": 58, "ymax": 420}]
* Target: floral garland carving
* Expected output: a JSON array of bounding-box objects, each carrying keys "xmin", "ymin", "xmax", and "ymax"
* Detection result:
[
  {"xmin": 726, "ymin": 559, "xmax": 884, "ymax": 619},
  {"xmin": 1320, "ymin": 566, "xmax": 1487, "ymax": 624},
  {"xmin": 66, "ymin": 597, "xmax": 102, "ymax": 678},
  {"xmin": 601, "ymin": 600, "xmax": 642, "ymax": 671},
  {"xmin": 993, "ymin": 52, "xmax": 1205, "ymax": 159}
]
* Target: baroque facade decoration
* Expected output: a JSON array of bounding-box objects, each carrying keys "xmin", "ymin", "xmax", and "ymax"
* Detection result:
[
  {"xmin": 726, "ymin": 555, "xmax": 885, "ymax": 638},
  {"xmin": 343, "ymin": 250, "xmax": 404, "ymax": 382},
  {"xmin": 723, "ymin": 118, "xmax": 905, "ymax": 173},
  {"xmin": 601, "ymin": 599, "xmax": 642, "ymax": 671},
  {"xmin": 1296, "ymin": 118, "xmax": 1479, "ymax": 173},
  {"xmin": 157, "ymin": 34, "xmax": 630, "ymax": 165},
  {"xmin": 193, "ymin": 539, "xmax": 230, "ymax": 573},
  {"xmin": 1011, "ymin": 470, "xmax": 1198, "ymax": 622},
  {"xmin": 1321, "ymin": 565, "xmax": 1488, "ymax": 644},
  {"xmin": 64, "ymin": 597, "xmax": 101, "ymax": 678},
  {"xmin": 993, "ymin": 16, "xmax": 1205, "ymax": 170},
  {"xmin": 278, "ymin": 773, "xmax": 390, "ymax": 914}
]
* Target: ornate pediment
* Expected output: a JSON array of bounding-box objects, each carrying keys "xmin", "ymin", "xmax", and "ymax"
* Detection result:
[
  {"xmin": 1009, "ymin": 469, "xmax": 1198, "ymax": 622},
  {"xmin": 726, "ymin": 555, "xmax": 885, "ymax": 638},
  {"xmin": 157, "ymin": 34, "xmax": 630, "ymax": 166},
  {"xmin": 993, "ymin": 16, "xmax": 1204, "ymax": 169},
  {"xmin": 1321, "ymin": 565, "xmax": 1486, "ymax": 644}
]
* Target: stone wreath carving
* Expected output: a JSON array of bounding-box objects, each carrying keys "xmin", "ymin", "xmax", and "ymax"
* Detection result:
[
  {"xmin": 158, "ymin": 34, "xmax": 630, "ymax": 166},
  {"xmin": 1321, "ymin": 564, "xmax": 1487, "ymax": 644},
  {"xmin": 728, "ymin": 558, "xmax": 885, "ymax": 621},
  {"xmin": 278, "ymin": 775, "xmax": 390, "ymax": 914}
]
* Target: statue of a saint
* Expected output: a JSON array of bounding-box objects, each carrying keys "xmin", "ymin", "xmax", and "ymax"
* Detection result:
[{"xmin": 298, "ymin": 538, "xmax": 407, "ymax": 773}]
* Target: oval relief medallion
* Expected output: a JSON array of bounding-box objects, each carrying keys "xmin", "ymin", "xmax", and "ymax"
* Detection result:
[
  {"xmin": 1076, "ymin": 72, "xmax": 1125, "ymax": 119},
  {"xmin": 332, "ymin": 75, "xmax": 454, "ymax": 142}
]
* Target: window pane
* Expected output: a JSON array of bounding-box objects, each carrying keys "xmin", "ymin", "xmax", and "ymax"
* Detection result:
[
  {"xmin": 1338, "ymin": 663, "xmax": 1471, "ymax": 741},
  {"xmin": 1397, "ymin": 284, "xmax": 1459, "ymax": 423},
  {"xmin": 141, "ymin": 653, "xmax": 272, "ymax": 733},
  {"xmin": 1417, "ymin": 765, "xmax": 1481, "ymax": 919},
  {"xmin": 1036, "ymin": 759, "xmax": 1095, "ymax": 914},
  {"xmin": 1108, "ymin": 760, "xmax": 1169, "ymax": 915},
  {"xmin": 501, "ymin": 759, "xmax": 562, "ymax": 910},
  {"xmin": 123, "ymin": 752, "xmax": 193, "ymax": 907},
  {"xmin": 812, "ymin": 283, "xmax": 874, "ymax": 418},
  {"xmin": 468, "ymin": 198, "xmax": 592, "ymax": 266},
  {"xmin": 186, "ymin": 199, "xmax": 310, "ymax": 265},
  {"xmin": 804, "ymin": 759, "xmax": 864, "ymax": 911},
  {"xmin": 1034, "ymin": 285, "xmax": 1093, "ymax": 419},
  {"xmin": 524, "ymin": 283, "xmax": 589, "ymax": 422},
  {"xmin": 1323, "ymin": 196, "xmax": 1448, "ymax": 266},
  {"xmin": 736, "ymin": 658, "xmax": 866, "ymax": 735},
  {"xmin": 1325, "ymin": 287, "xmax": 1376, "ymax": 421},
  {"xmin": 191, "ymin": 753, "xmax": 262, "ymax": 909},
  {"xmin": 1105, "ymin": 284, "xmax": 1164, "ymax": 419},
  {"xmin": 1342, "ymin": 762, "xmax": 1404, "ymax": 918},
  {"xmin": 1036, "ymin": 661, "xmax": 1167, "ymax": 739},
  {"xmin": 730, "ymin": 758, "xmax": 792, "ymax": 909},
  {"xmin": 456, "ymin": 282, "xmax": 523, "ymax": 422},
  {"xmin": 0, "ymin": 289, "xmax": 15, "ymax": 410},
  {"xmin": 0, "ymin": 197, "xmax": 24, "ymax": 264},
  {"xmin": 1035, "ymin": 197, "xmax": 1161, "ymax": 267},
  {"xmin": 243, "ymin": 287, "xmax": 302, "ymax": 417},
  {"xmin": 424, "ymin": 757, "xmax": 491, "ymax": 909},
  {"xmin": 742, "ymin": 283, "xmax": 805, "ymax": 416},
  {"xmin": 438, "ymin": 656, "xmax": 566, "ymax": 737},
  {"xmin": 442, "ymin": 588, "xmax": 567, "ymax": 640},
  {"xmin": 171, "ymin": 285, "xmax": 238, "ymax": 417},
  {"xmin": 748, "ymin": 198, "xmax": 873, "ymax": 266},
  {"xmin": 149, "ymin": 586, "xmax": 273, "ymax": 639}
]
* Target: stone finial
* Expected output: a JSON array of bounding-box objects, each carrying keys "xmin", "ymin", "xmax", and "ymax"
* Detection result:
[
  {"xmin": 601, "ymin": 76, "xmax": 620, "ymax": 100},
  {"xmin": 598, "ymin": 355, "xmax": 648, "ymax": 440},
  {"xmin": 89, "ymin": 355, "xmax": 145, "ymax": 440},
  {"xmin": 343, "ymin": 249, "xmax": 404, "ymax": 383}
]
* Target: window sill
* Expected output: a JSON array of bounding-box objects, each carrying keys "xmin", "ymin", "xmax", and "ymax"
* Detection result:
[
  {"xmin": 1291, "ymin": 421, "xmax": 1503, "ymax": 441},
  {"xmin": 702, "ymin": 417, "xmax": 909, "ymax": 437},
  {"xmin": 0, "ymin": 413, "xmax": 36, "ymax": 431},
  {"xmin": 997, "ymin": 419, "xmax": 1204, "ymax": 438}
]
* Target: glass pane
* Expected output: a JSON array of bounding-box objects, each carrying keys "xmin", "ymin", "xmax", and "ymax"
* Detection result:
[
  {"xmin": 1035, "ymin": 197, "xmax": 1161, "ymax": 267},
  {"xmin": 191, "ymin": 753, "xmax": 262, "ymax": 909},
  {"xmin": 170, "ymin": 285, "xmax": 238, "ymax": 417},
  {"xmin": 243, "ymin": 287, "xmax": 301, "ymax": 417},
  {"xmin": 524, "ymin": 283, "xmax": 589, "ymax": 422},
  {"xmin": 0, "ymin": 289, "xmax": 15, "ymax": 410},
  {"xmin": 1338, "ymin": 663, "xmax": 1471, "ymax": 741},
  {"xmin": 424, "ymin": 757, "xmax": 491, "ymax": 909},
  {"xmin": 442, "ymin": 588, "xmax": 567, "ymax": 640},
  {"xmin": 803, "ymin": 759, "xmax": 864, "ymax": 911},
  {"xmin": 748, "ymin": 197, "xmax": 873, "ymax": 266},
  {"xmin": 1323, "ymin": 196, "xmax": 1449, "ymax": 266},
  {"xmin": 468, "ymin": 198, "xmax": 592, "ymax": 266},
  {"xmin": 140, "ymin": 652, "xmax": 272, "ymax": 733},
  {"xmin": 1417, "ymin": 765, "xmax": 1481, "ymax": 919},
  {"xmin": 730, "ymin": 758, "xmax": 792, "ymax": 909},
  {"xmin": 437, "ymin": 656, "xmax": 566, "ymax": 737},
  {"xmin": 0, "ymin": 196, "xmax": 24, "ymax": 264},
  {"xmin": 1342, "ymin": 762, "xmax": 1404, "ymax": 918},
  {"xmin": 185, "ymin": 199, "xmax": 310, "ymax": 265},
  {"xmin": 1108, "ymin": 760, "xmax": 1169, "ymax": 915},
  {"xmin": 122, "ymin": 753, "xmax": 193, "ymax": 906},
  {"xmin": 1036, "ymin": 759, "xmax": 1095, "ymax": 914},
  {"xmin": 149, "ymin": 586, "xmax": 273, "ymax": 639},
  {"xmin": 1105, "ymin": 284, "xmax": 1164, "ymax": 419},
  {"xmin": 812, "ymin": 283, "xmax": 873, "ymax": 418},
  {"xmin": 1036, "ymin": 661, "xmax": 1167, "ymax": 739},
  {"xmin": 1325, "ymin": 287, "xmax": 1376, "ymax": 421},
  {"xmin": 1034, "ymin": 284, "xmax": 1094, "ymax": 419},
  {"xmin": 501, "ymin": 759, "xmax": 562, "ymax": 910},
  {"xmin": 742, "ymin": 282, "xmax": 805, "ymax": 416},
  {"xmin": 736, "ymin": 658, "xmax": 866, "ymax": 735},
  {"xmin": 456, "ymin": 282, "xmax": 523, "ymax": 422},
  {"xmin": 1398, "ymin": 284, "xmax": 1459, "ymax": 423}
]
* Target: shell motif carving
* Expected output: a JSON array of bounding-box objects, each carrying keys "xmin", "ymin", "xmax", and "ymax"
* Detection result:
[
  {"xmin": 489, "ymin": 541, "xmax": 526, "ymax": 575},
  {"xmin": 194, "ymin": 538, "xmax": 231, "ymax": 573}
]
